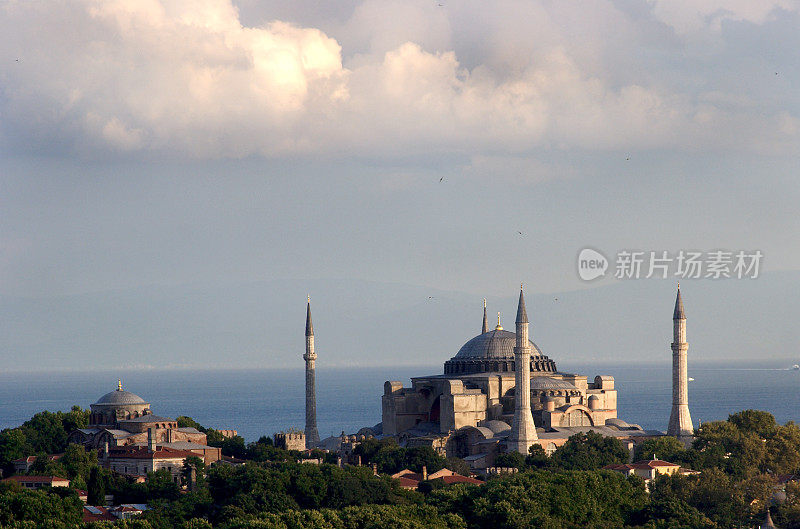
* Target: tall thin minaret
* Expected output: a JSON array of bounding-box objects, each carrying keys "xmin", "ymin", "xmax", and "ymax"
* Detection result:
[
  {"xmin": 667, "ymin": 285, "xmax": 694, "ymax": 440},
  {"xmin": 509, "ymin": 285, "xmax": 538, "ymax": 454},
  {"xmin": 304, "ymin": 296, "xmax": 320, "ymax": 447},
  {"xmin": 482, "ymin": 299, "xmax": 488, "ymax": 333}
]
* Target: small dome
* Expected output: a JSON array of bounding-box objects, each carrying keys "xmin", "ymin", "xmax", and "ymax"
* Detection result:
[
  {"xmin": 479, "ymin": 420, "xmax": 511, "ymax": 434},
  {"xmin": 454, "ymin": 329, "xmax": 545, "ymax": 359},
  {"xmin": 94, "ymin": 389, "xmax": 148, "ymax": 406}
]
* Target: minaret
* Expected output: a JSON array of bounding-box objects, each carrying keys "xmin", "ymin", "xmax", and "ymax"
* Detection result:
[
  {"xmin": 667, "ymin": 285, "xmax": 694, "ymax": 440},
  {"xmin": 509, "ymin": 285, "xmax": 538, "ymax": 454},
  {"xmin": 482, "ymin": 299, "xmax": 488, "ymax": 333},
  {"xmin": 304, "ymin": 296, "xmax": 320, "ymax": 447}
]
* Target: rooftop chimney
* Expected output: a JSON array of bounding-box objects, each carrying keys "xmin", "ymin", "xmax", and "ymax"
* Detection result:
[{"xmin": 147, "ymin": 428, "xmax": 156, "ymax": 452}]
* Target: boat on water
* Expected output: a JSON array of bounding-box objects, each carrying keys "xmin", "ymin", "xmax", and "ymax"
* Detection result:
[
  {"xmin": 688, "ymin": 377, "xmax": 695, "ymax": 381},
  {"xmin": 793, "ymin": 365, "xmax": 799, "ymax": 371}
]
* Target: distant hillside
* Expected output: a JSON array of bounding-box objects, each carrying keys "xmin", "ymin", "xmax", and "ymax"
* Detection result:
[{"xmin": 1, "ymin": 272, "xmax": 798, "ymax": 371}]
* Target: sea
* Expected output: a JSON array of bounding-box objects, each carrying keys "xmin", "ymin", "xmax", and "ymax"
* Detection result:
[{"xmin": 1, "ymin": 360, "xmax": 799, "ymax": 442}]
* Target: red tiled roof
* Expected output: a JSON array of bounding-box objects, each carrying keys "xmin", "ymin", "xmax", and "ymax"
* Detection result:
[
  {"xmin": 603, "ymin": 464, "xmax": 633, "ymax": 471},
  {"xmin": 391, "ymin": 469, "xmax": 423, "ymax": 481},
  {"xmin": 641, "ymin": 459, "xmax": 678, "ymax": 467},
  {"xmin": 11, "ymin": 454, "xmax": 63, "ymax": 464},
  {"xmin": 436, "ymin": 475, "xmax": 484, "ymax": 485},
  {"xmin": 2, "ymin": 475, "xmax": 70, "ymax": 484},
  {"xmin": 395, "ymin": 477, "xmax": 419, "ymax": 489}
]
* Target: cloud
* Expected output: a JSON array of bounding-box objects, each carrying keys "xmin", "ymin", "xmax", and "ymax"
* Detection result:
[
  {"xmin": 648, "ymin": 0, "xmax": 798, "ymax": 35},
  {"xmin": 0, "ymin": 0, "xmax": 796, "ymax": 159}
]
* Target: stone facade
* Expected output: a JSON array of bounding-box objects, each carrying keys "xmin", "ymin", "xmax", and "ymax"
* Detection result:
[
  {"xmin": 68, "ymin": 383, "xmax": 208, "ymax": 449},
  {"xmin": 667, "ymin": 286, "xmax": 694, "ymax": 440},
  {"xmin": 378, "ymin": 287, "xmax": 666, "ymax": 470},
  {"xmin": 304, "ymin": 299, "xmax": 320, "ymax": 447},
  {"xmin": 508, "ymin": 288, "xmax": 538, "ymax": 454},
  {"xmin": 274, "ymin": 429, "xmax": 306, "ymax": 451}
]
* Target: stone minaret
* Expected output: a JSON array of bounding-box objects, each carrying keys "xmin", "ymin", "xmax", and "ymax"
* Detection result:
[
  {"xmin": 482, "ymin": 298, "xmax": 488, "ymax": 333},
  {"xmin": 304, "ymin": 297, "xmax": 320, "ymax": 447},
  {"xmin": 667, "ymin": 285, "xmax": 694, "ymax": 440},
  {"xmin": 509, "ymin": 286, "xmax": 538, "ymax": 454}
]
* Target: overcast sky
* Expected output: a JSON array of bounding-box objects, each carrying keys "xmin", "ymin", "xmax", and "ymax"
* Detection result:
[{"xmin": 0, "ymin": 1, "xmax": 799, "ymax": 369}]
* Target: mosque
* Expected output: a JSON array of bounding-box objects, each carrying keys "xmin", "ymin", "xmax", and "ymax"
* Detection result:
[
  {"xmin": 306, "ymin": 286, "xmax": 691, "ymax": 469},
  {"xmin": 376, "ymin": 287, "xmax": 666, "ymax": 467}
]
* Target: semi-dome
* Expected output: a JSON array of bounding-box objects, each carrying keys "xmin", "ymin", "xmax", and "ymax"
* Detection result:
[{"xmin": 454, "ymin": 329, "xmax": 545, "ymax": 359}]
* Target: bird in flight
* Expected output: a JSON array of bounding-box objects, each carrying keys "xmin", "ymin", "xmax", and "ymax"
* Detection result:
[
  {"xmin": 439, "ymin": 176, "xmax": 444, "ymax": 182},
  {"xmin": 517, "ymin": 231, "xmax": 523, "ymax": 235}
]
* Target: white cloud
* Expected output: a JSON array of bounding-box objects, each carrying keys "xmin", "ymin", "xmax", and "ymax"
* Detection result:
[{"xmin": 0, "ymin": 0, "xmax": 796, "ymax": 158}]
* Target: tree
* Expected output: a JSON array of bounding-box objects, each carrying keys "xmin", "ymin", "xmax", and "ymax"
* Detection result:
[
  {"xmin": 0, "ymin": 485, "xmax": 83, "ymax": 526},
  {"xmin": 765, "ymin": 423, "xmax": 800, "ymax": 474},
  {"xmin": 728, "ymin": 410, "xmax": 777, "ymax": 437},
  {"xmin": 526, "ymin": 444, "xmax": 551, "ymax": 470},
  {"xmin": 494, "ymin": 451, "xmax": 526, "ymax": 470},
  {"xmin": 690, "ymin": 420, "xmax": 766, "ymax": 477},
  {"xmin": 0, "ymin": 429, "xmax": 30, "ymax": 474},
  {"xmin": 444, "ymin": 457, "xmax": 470, "ymax": 476},
  {"xmin": 182, "ymin": 456, "xmax": 206, "ymax": 489},
  {"xmin": 176, "ymin": 416, "xmax": 207, "ymax": 432},
  {"xmin": 60, "ymin": 443, "xmax": 98, "ymax": 482},
  {"xmin": 551, "ymin": 431, "xmax": 628, "ymax": 470},
  {"xmin": 88, "ymin": 466, "xmax": 105, "ymax": 505},
  {"xmin": 28, "ymin": 451, "xmax": 65, "ymax": 477},
  {"xmin": 633, "ymin": 436, "xmax": 686, "ymax": 463},
  {"xmin": 405, "ymin": 447, "xmax": 446, "ymax": 474},
  {"xmin": 637, "ymin": 496, "xmax": 714, "ymax": 528}
]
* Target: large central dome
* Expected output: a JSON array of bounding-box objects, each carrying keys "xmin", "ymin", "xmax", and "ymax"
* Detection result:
[
  {"xmin": 454, "ymin": 329, "xmax": 544, "ymax": 359},
  {"xmin": 444, "ymin": 328, "xmax": 557, "ymax": 375}
]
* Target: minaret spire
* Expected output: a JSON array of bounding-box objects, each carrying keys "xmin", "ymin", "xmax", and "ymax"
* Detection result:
[
  {"xmin": 482, "ymin": 299, "xmax": 488, "ymax": 333},
  {"xmin": 304, "ymin": 297, "xmax": 320, "ymax": 447},
  {"xmin": 673, "ymin": 283, "xmax": 685, "ymax": 319},
  {"xmin": 509, "ymin": 285, "xmax": 538, "ymax": 454},
  {"xmin": 668, "ymin": 284, "xmax": 694, "ymax": 441},
  {"xmin": 306, "ymin": 295, "xmax": 314, "ymax": 336}
]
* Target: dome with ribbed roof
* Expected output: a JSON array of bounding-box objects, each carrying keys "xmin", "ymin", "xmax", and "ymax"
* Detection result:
[
  {"xmin": 443, "ymin": 329, "xmax": 557, "ymax": 375},
  {"xmin": 94, "ymin": 389, "xmax": 148, "ymax": 406},
  {"xmin": 454, "ymin": 329, "xmax": 544, "ymax": 359}
]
